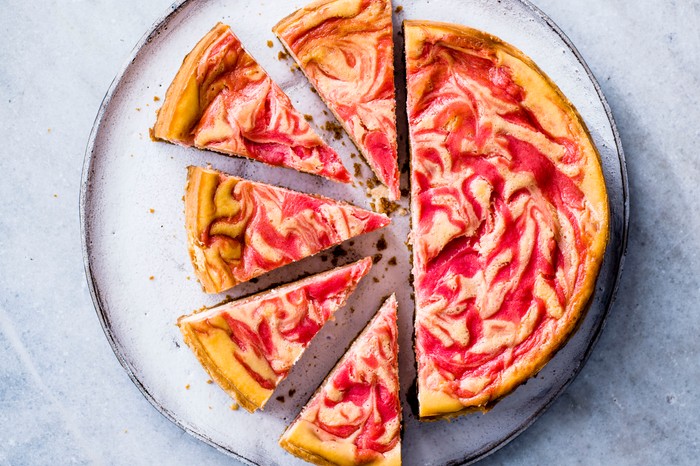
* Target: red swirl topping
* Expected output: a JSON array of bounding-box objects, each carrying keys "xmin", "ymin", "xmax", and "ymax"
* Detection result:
[
  {"xmin": 185, "ymin": 166, "xmax": 389, "ymax": 294},
  {"xmin": 282, "ymin": 295, "xmax": 400, "ymax": 462},
  {"xmin": 180, "ymin": 258, "xmax": 372, "ymax": 404},
  {"xmin": 405, "ymin": 22, "xmax": 608, "ymax": 415},
  {"xmin": 274, "ymin": 0, "xmax": 399, "ymax": 199},
  {"xmin": 155, "ymin": 23, "xmax": 351, "ymax": 183}
]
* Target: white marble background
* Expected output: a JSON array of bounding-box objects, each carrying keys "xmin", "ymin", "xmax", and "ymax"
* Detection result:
[{"xmin": 1, "ymin": 0, "xmax": 698, "ymax": 464}]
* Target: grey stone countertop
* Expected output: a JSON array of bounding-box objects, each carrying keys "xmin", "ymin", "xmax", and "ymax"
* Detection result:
[{"xmin": 1, "ymin": 0, "xmax": 698, "ymax": 464}]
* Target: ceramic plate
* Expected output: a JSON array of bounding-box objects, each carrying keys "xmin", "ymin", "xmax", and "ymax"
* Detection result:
[{"xmin": 81, "ymin": 0, "xmax": 628, "ymax": 464}]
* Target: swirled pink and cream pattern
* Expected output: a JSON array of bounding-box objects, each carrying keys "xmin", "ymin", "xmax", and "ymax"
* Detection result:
[
  {"xmin": 274, "ymin": 0, "xmax": 399, "ymax": 199},
  {"xmin": 281, "ymin": 294, "xmax": 400, "ymax": 463},
  {"xmin": 405, "ymin": 22, "xmax": 609, "ymax": 415},
  {"xmin": 186, "ymin": 166, "xmax": 390, "ymax": 293},
  {"xmin": 180, "ymin": 258, "xmax": 372, "ymax": 395},
  {"xmin": 156, "ymin": 24, "xmax": 351, "ymax": 183}
]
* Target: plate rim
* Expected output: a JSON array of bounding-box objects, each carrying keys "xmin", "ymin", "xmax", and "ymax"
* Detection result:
[{"xmin": 79, "ymin": 1, "xmax": 629, "ymax": 465}]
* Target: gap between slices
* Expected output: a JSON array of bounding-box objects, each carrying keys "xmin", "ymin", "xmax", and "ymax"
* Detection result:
[
  {"xmin": 273, "ymin": 0, "xmax": 400, "ymax": 200},
  {"xmin": 177, "ymin": 258, "xmax": 373, "ymax": 412},
  {"xmin": 185, "ymin": 166, "xmax": 390, "ymax": 294},
  {"xmin": 153, "ymin": 22, "xmax": 352, "ymax": 183},
  {"xmin": 280, "ymin": 294, "xmax": 401, "ymax": 466},
  {"xmin": 404, "ymin": 20, "xmax": 609, "ymax": 419}
]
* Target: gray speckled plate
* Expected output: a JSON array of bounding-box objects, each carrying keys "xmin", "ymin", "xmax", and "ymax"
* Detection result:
[{"xmin": 80, "ymin": 0, "xmax": 628, "ymax": 464}]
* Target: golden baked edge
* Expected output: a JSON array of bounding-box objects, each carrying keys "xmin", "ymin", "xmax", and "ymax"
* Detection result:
[
  {"xmin": 177, "ymin": 315, "xmax": 268, "ymax": 413},
  {"xmin": 184, "ymin": 166, "xmax": 240, "ymax": 294},
  {"xmin": 280, "ymin": 425, "xmax": 401, "ymax": 466},
  {"xmin": 153, "ymin": 23, "xmax": 229, "ymax": 143}
]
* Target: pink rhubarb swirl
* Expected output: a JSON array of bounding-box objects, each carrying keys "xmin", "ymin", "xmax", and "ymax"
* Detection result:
[
  {"xmin": 186, "ymin": 166, "xmax": 389, "ymax": 294},
  {"xmin": 157, "ymin": 23, "xmax": 351, "ymax": 183},
  {"xmin": 283, "ymin": 295, "xmax": 401, "ymax": 462},
  {"xmin": 273, "ymin": 0, "xmax": 399, "ymax": 198},
  {"xmin": 405, "ymin": 22, "xmax": 609, "ymax": 415},
  {"xmin": 182, "ymin": 258, "xmax": 372, "ymax": 395}
]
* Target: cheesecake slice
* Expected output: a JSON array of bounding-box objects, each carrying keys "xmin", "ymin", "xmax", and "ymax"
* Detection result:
[
  {"xmin": 185, "ymin": 166, "xmax": 389, "ymax": 294},
  {"xmin": 280, "ymin": 294, "xmax": 401, "ymax": 465},
  {"xmin": 273, "ymin": 0, "xmax": 399, "ymax": 199},
  {"xmin": 154, "ymin": 23, "xmax": 351, "ymax": 183},
  {"xmin": 178, "ymin": 258, "xmax": 373, "ymax": 412}
]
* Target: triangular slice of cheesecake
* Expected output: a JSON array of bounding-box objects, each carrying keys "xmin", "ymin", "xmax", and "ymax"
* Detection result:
[
  {"xmin": 154, "ymin": 23, "xmax": 351, "ymax": 183},
  {"xmin": 186, "ymin": 166, "xmax": 389, "ymax": 293},
  {"xmin": 280, "ymin": 294, "xmax": 401, "ymax": 465},
  {"xmin": 178, "ymin": 258, "xmax": 373, "ymax": 412},
  {"xmin": 273, "ymin": 0, "xmax": 400, "ymax": 199}
]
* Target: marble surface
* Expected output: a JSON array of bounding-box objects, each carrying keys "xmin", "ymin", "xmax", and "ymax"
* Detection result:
[{"xmin": 0, "ymin": 0, "xmax": 698, "ymax": 465}]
